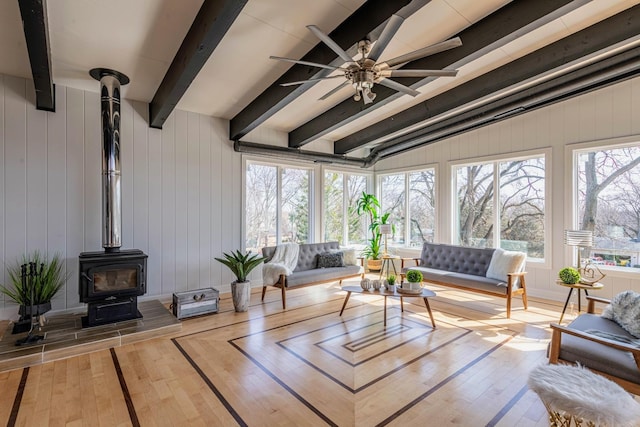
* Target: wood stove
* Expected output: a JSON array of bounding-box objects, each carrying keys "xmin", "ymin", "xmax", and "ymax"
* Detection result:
[
  {"xmin": 79, "ymin": 249, "xmax": 147, "ymax": 327},
  {"xmin": 79, "ymin": 68, "xmax": 148, "ymax": 327}
]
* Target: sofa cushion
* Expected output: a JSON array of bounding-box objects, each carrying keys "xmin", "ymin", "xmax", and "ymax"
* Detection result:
[
  {"xmin": 285, "ymin": 265, "xmax": 361, "ymax": 287},
  {"xmin": 403, "ymin": 267, "xmax": 510, "ymax": 295},
  {"xmin": 558, "ymin": 314, "xmax": 640, "ymax": 385},
  {"xmin": 317, "ymin": 251, "xmax": 345, "ymax": 268},
  {"xmin": 486, "ymin": 248, "xmax": 526, "ymax": 282}
]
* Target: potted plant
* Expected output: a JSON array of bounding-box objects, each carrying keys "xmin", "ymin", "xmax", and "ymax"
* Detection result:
[
  {"xmin": 386, "ymin": 274, "xmax": 396, "ymax": 291},
  {"xmin": 405, "ymin": 270, "xmax": 423, "ymax": 291},
  {"xmin": 558, "ymin": 267, "xmax": 580, "ymax": 285},
  {"xmin": 215, "ymin": 250, "xmax": 265, "ymax": 312},
  {"xmin": 356, "ymin": 192, "xmax": 393, "ymax": 271},
  {"xmin": 1, "ymin": 251, "xmax": 70, "ymax": 333}
]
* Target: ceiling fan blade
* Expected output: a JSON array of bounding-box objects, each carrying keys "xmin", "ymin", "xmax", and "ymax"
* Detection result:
[
  {"xmin": 386, "ymin": 69, "xmax": 458, "ymax": 78},
  {"xmin": 270, "ymin": 56, "xmax": 343, "ymax": 71},
  {"xmin": 280, "ymin": 75, "xmax": 345, "ymax": 87},
  {"xmin": 384, "ymin": 37, "xmax": 463, "ymax": 68},
  {"xmin": 366, "ymin": 14, "xmax": 404, "ymax": 62},
  {"xmin": 306, "ymin": 25, "xmax": 353, "ymax": 63},
  {"xmin": 319, "ymin": 80, "xmax": 350, "ymax": 100},
  {"xmin": 376, "ymin": 78, "xmax": 420, "ymax": 97}
]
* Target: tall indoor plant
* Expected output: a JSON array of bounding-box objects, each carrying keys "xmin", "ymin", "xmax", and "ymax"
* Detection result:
[
  {"xmin": 215, "ymin": 250, "xmax": 265, "ymax": 312},
  {"xmin": 1, "ymin": 251, "xmax": 71, "ymax": 332},
  {"xmin": 356, "ymin": 192, "xmax": 392, "ymax": 271}
]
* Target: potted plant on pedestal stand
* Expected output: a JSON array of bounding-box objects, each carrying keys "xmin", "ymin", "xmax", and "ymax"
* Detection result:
[
  {"xmin": 356, "ymin": 192, "xmax": 393, "ymax": 272},
  {"xmin": 1, "ymin": 251, "xmax": 70, "ymax": 334},
  {"xmin": 215, "ymin": 250, "xmax": 265, "ymax": 312}
]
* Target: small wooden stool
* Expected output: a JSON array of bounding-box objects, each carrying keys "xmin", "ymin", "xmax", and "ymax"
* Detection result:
[{"xmin": 528, "ymin": 364, "xmax": 640, "ymax": 426}]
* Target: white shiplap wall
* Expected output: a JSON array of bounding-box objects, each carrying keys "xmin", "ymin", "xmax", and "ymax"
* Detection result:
[
  {"xmin": 376, "ymin": 76, "xmax": 640, "ymax": 301},
  {"xmin": 0, "ymin": 74, "xmax": 241, "ymax": 319}
]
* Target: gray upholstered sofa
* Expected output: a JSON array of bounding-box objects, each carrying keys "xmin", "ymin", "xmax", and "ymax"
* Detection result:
[
  {"xmin": 261, "ymin": 241, "xmax": 363, "ymax": 309},
  {"xmin": 401, "ymin": 242, "xmax": 528, "ymax": 318}
]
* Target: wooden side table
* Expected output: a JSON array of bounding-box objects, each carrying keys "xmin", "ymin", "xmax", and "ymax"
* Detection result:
[
  {"xmin": 379, "ymin": 255, "xmax": 399, "ymax": 279},
  {"xmin": 556, "ymin": 280, "xmax": 603, "ymax": 323}
]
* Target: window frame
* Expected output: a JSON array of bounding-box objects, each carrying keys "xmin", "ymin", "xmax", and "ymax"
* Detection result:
[
  {"xmin": 321, "ymin": 166, "xmax": 373, "ymax": 246},
  {"xmin": 377, "ymin": 164, "xmax": 439, "ymax": 249},
  {"xmin": 449, "ymin": 148, "xmax": 551, "ymax": 265},
  {"xmin": 566, "ymin": 135, "xmax": 640, "ymax": 277},
  {"xmin": 242, "ymin": 156, "xmax": 315, "ymax": 251}
]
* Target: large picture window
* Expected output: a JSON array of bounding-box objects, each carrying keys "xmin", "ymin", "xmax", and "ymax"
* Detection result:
[
  {"xmin": 453, "ymin": 154, "xmax": 546, "ymax": 259},
  {"xmin": 574, "ymin": 142, "xmax": 640, "ymax": 270},
  {"xmin": 323, "ymin": 171, "xmax": 368, "ymax": 245},
  {"xmin": 245, "ymin": 161, "xmax": 311, "ymax": 252},
  {"xmin": 379, "ymin": 168, "xmax": 436, "ymax": 248}
]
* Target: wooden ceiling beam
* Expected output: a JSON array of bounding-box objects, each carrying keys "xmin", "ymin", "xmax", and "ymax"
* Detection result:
[
  {"xmin": 228, "ymin": 0, "xmax": 420, "ymax": 141},
  {"xmin": 149, "ymin": 0, "xmax": 247, "ymax": 129},
  {"xmin": 336, "ymin": 4, "xmax": 640, "ymax": 154},
  {"xmin": 289, "ymin": 0, "xmax": 590, "ymax": 150},
  {"xmin": 18, "ymin": 0, "xmax": 55, "ymax": 112}
]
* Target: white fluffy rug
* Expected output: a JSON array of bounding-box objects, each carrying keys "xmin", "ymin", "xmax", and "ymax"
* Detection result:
[{"xmin": 528, "ymin": 364, "xmax": 640, "ymax": 426}]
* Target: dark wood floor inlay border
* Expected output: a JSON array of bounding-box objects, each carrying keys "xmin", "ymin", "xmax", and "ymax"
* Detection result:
[
  {"xmin": 229, "ymin": 341, "xmax": 339, "ymax": 427},
  {"xmin": 375, "ymin": 334, "xmax": 517, "ymax": 426},
  {"xmin": 7, "ymin": 367, "xmax": 29, "ymax": 427},
  {"xmin": 110, "ymin": 348, "xmax": 140, "ymax": 427},
  {"xmin": 172, "ymin": 339, "xmax": 249, "ymax": 427},
  {"xmin": 485, "ymin": 383, "xmax": 530, "ymax": 427}
]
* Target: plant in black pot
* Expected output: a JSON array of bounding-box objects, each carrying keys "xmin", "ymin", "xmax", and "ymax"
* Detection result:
[
  {"xmin": 1, "ymin": 251, "xmax": 70, "ymax": 333},
  {"xmin": 215, "ymin": 250, "xmax": 265, "ymax": 312}
]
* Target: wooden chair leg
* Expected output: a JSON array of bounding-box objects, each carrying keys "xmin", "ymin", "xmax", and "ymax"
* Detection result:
[
  {"xmin": 261, "ymin": 286, "xmax": 267, "ymax": 302},
  {"xmin": 281, "ymin": 284, "xmax": 286, "ymax": 309},
  {"xmin": 506, "ymin": 294, "xmax": 512, "ymax": 319},
  {"xmin": 521, "ymin": 278, "xmax": 528, "ymax": 310}
]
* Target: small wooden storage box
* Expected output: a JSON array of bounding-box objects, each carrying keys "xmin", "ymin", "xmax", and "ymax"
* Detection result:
[{"xmin": 171, "ymin": 287, "xmax": 219, "ymax": 319}]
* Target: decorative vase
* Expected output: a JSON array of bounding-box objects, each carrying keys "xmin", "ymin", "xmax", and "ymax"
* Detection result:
[
  {"xmin": 372, "ymin": 279, "xmax": 382, "ymax": 291},
  {"xmin": 385, "ymin": 281, "xmax": 395, "ymax": 292},
  {"xmin": 360, "ymin": 278, "xmax": 372, "ymax": 291},
  {"xmin": 231, "ymin": 281, "xmax": 251, "ymax": 312}
]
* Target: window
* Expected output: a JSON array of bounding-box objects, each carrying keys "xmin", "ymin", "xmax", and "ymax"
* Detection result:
[
  {"xmin": 245, "ymin": 161, "xmax": 312, "ymax": 252},
  {"xmin": 379, "ymin": 168, "xmax": 436, "ymax": 248},
  {"xmin": 573, "ymin": 142, "xmax": 640, "ymax": 270},
  {"xmin": 323, "ymin": 170, "xmax": 368, "ymax": 245},
  {"xmin": 453, "ymin": 154, "xmax": 546, "ymax": 259}
]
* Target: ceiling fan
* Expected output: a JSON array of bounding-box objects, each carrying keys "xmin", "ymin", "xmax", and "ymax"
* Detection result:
[{"xmin": 270, "ymin": 15, "xmax": 462, "ymax": 105}]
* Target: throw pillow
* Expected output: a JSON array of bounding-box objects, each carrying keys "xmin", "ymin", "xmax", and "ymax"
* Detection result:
[
  {"xmin": 486, "ymin": 248, "xmax": 526, "ymax": 281},
  {"xmin": 341, "ymin": 248, "xmax": 357, "ymax": 266},
  {"xmin": 317, "ymin": 251, "xmax": 344, "ymax": 268},
  {"xmin": 602, "ymin": 290, "xmax": 640, "ymax": 338}
]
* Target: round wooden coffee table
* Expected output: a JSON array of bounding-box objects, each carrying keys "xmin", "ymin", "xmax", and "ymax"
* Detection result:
[{"xmin": 339, "ymin": 285, "xmax": 436, "ymax": 328}]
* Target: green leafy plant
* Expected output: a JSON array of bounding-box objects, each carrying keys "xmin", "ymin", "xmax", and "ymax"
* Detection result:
[
  {"xmin": 356, "ymin": 192, "xmax": 393, "ymax": 260},
  {"xmin": 215, "ymin": 250, "xmax": 265, "ymax": 283},
  {"xmin": 406, "ymin": 270, "xmax": 423, "ymax": 283},
  {"xmin": 1, "ymin": 251, "xmax": 70, "ymax": 306},
  {"xmin": 387, "ymin": 275, "xmax": 396, "ymax": 286},
  {"xmin": 558, "ymin": 267, "xmax": 580, "ymax": 284}
]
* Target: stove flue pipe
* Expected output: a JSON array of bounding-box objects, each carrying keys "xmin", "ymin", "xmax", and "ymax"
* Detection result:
[{"xmin": 90, "ymin": 68, "xmax": 130, "ymax": 253}]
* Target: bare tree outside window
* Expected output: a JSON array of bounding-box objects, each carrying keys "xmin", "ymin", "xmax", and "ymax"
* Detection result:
[
  {"xmin": 245, "ymin": 164, "xmax": 277, "ymax": 252},
  {"xmin": 323, "ymin": 171, "xmax": 368, "ymax": 245},
  {"xmin": 380, "ymin": 169, "xmax": 436, "ymax": 247},
  {"xmin": 577, "ymin": 145, "xmax": 640, "ymax": 268},
  {"xmin": 456, "ymin": 164, "xmax": 494, "ymax": 248},
  {"xmin": 455, "ymin": 156, "xmax": 546, "ymax": 257}
]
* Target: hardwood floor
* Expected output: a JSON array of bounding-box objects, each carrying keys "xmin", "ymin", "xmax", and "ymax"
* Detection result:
[{"xmin": 0, "ymin": 280, "xmax": 626, "ymax": 426}]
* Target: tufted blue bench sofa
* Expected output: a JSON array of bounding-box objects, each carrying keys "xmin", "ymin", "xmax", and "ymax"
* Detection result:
[
  {"xmin": 261, "ymin": 242, "xmax": 363, "ymax": 309},
  {"xmin": 400, "ymin": 243, "xmax": 528, "ymax": 318}
]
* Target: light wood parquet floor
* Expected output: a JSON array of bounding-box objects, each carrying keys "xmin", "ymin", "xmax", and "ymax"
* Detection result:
[{"xmin": 0, "ymin": 279, "xmax": 623, "ymax": 426}]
